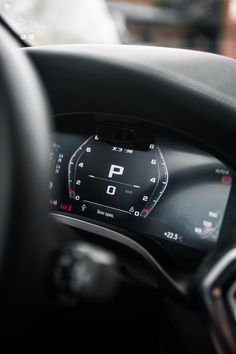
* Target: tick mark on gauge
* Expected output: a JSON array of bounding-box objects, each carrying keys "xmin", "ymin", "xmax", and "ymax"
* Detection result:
[
  {"xmin": 88, "ymin": 175, "xmax": 141, "ymax": 188},
  {"xmin": 143, "ymin": 208, "xmax": 150, "ymax": 212}
]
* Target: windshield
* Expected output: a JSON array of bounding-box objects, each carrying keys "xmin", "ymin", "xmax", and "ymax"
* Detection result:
[{"xmin": 0, "ymin": 0, "xmax": 236, "ymax": 58}]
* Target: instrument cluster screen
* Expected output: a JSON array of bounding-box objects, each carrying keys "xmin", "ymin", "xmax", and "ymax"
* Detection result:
[
  {"xmin": 49, "ymin": 131, "xmax": 233, "ymax": 251},
  {"xmin": 68, "ymin": 135, "xmax": 168, "ymax": 219}
]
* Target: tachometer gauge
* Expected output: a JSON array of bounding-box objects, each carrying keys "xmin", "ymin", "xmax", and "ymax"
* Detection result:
[{"xmin": 68, "ymin": 135, "xmax": 168, "ymax": 219}]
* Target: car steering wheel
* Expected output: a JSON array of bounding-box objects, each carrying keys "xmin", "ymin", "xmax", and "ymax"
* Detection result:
[{"xmin": 0, "ymin": 24, "xmax": 235, "ymax": 354}]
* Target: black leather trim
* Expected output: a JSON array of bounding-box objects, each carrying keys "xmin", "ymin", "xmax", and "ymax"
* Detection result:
[{"xmin": 24, "ymin": 45, "xmax": 236, "ymax": 168}]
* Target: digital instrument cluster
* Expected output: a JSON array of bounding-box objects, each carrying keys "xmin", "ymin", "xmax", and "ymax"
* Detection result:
[
  {"xmin": 68, "ymin": 135, "xmax": 168, "ymax": 219},
  {"xmin": 49, "ymin": 129, "xmax": 233, "ymax": 251}
]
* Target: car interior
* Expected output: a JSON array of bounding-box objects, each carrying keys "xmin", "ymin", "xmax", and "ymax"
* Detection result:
[{"xmin": 0, "ymin": 2, "xmax": 236, "ymax": 353}]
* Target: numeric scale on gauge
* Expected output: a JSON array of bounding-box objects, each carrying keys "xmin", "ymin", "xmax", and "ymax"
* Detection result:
[{"xmin": 68, "ymin": 135, "xmax": 169, "ymax": 219}]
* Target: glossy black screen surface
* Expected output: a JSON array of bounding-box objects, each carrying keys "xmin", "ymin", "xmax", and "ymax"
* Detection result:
[{"xmin": 49, "ymin": 131, "xmax": 232, "ymax": 251}]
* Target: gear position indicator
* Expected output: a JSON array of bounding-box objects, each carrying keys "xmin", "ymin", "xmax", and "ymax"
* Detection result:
[{"xmin": 68, "ymin": 135, "xmax": 168, "ymax": 219}]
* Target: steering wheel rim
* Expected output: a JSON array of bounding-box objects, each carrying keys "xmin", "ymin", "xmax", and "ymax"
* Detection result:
[{"xmin": 0, "ymin": 27, "xmax": 52, "ymax": 306}]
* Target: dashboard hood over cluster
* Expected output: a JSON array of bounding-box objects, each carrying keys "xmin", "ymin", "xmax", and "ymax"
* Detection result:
[{"xmin": 25, "ymin": 44, "xmax": 236, "ymax": 170}]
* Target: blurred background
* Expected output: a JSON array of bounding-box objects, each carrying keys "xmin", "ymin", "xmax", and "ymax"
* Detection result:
[{"xmin": 1, "ymin": 0, "xmax": 236, "ymax": 58}]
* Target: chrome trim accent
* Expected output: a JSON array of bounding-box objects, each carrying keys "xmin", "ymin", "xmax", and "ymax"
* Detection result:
[
  {"xmin": 228, "ymin": 281, "xmax": 236, "ymax": 321},
  {"xmin": 51, "ymin": 213, "xmax": 185, "ymax": 295},
  {"xmin": 202, "ymin": 247, "xmax": 236, "ymax": 354},
  {"xmin": 203, "ymin": 248, "xmax": 236, "ymax": 289}
]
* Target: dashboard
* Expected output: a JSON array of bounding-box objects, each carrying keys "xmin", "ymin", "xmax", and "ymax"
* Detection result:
[
  {"xmin": 18, "ymin": 44, "xmax": 236, "ymax": 353},
  {"xmin": 49, "ymin": 114, "xmax": 234, "ymax": 263}
]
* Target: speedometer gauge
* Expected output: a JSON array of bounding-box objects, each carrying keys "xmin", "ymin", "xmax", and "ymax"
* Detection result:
[{"xmin": 68, "ymin": 135, "xmax": 168, "ymax": 219}]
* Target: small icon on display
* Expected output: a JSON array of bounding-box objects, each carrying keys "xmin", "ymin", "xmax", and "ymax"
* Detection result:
[{"xmin": 81, "ymin": 204, "xmax": 87, "ymax": 212}]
